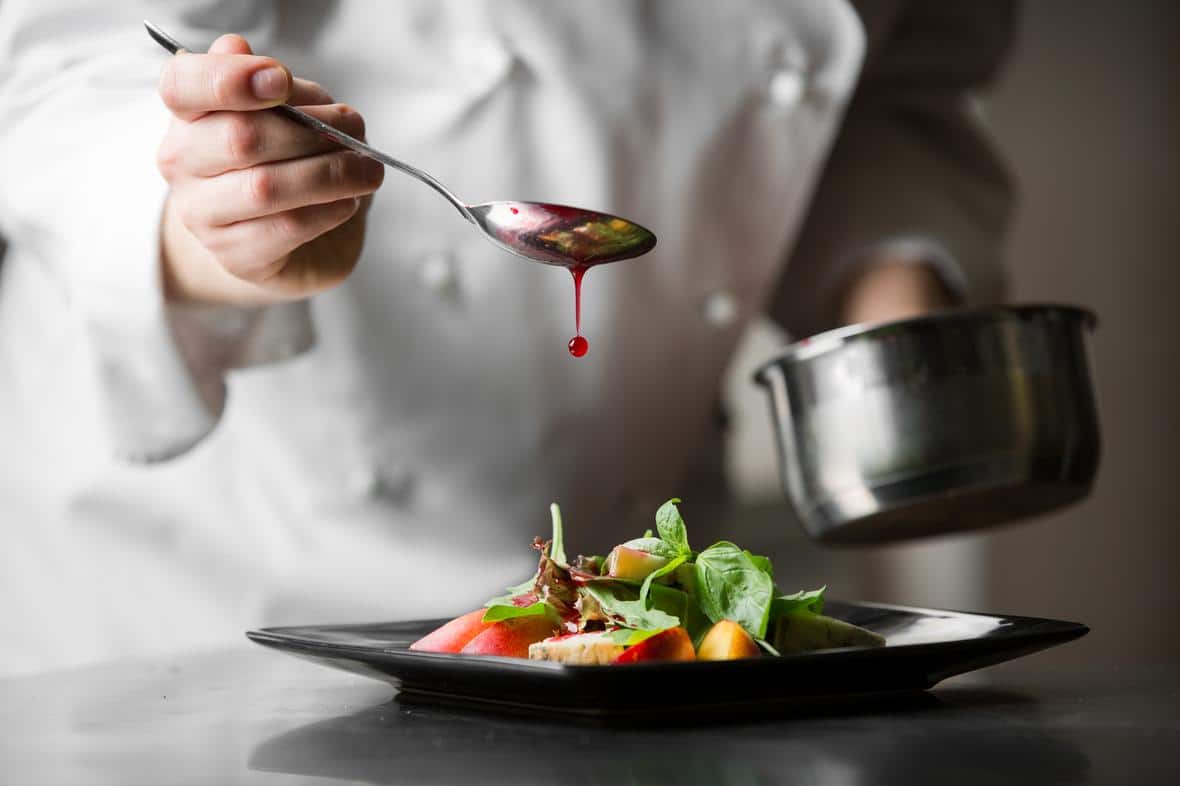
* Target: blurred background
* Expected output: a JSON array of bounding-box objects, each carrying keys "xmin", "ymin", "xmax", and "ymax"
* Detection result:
[{"xmin": 721, "ymin": 0, "xmax": 1180, "ymax": 675}]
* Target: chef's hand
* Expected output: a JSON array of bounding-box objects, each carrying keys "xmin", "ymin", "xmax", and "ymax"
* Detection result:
[
  {"xmin": 838, "ymin": 257, "xmax": 956, "ymax": 326},
  {"xmin": 156, "ymin": 34, "xmax": 384, "ymax": 306}
]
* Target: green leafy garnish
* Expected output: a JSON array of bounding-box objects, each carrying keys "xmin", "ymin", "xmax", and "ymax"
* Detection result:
[
  {"xmin": 655, "ymin": 498, "xmax": 692, "ymax": 557},
  {"xmin": 603, "ymin": 628, "xmax": 664, "ymax": 646},
  {"xmin": 755, "ymin": 638, "xmax": 782, "ymax": 656},
  {"xmin": 484, "ymin": 572, "xmax": 540, "ymax": 608},
  {"xmin": 502, "ymin": 575, "xmax": 538, "ymax": 597},
  {"xmin": 651, "ymin": 583, "xmax": 710, "ymax": 642},
  {"xmin": 621, "ymin": 537, "xmax": 679, "ymax": 560},
  {"xmin": 581, "ymin": 582, "xmax": 681, "ymax": 630},
  {"xmin": 483, "ymin": 506, "xmax": 575, "ymax": 611},
  {"xmin": 468, "ymin": 498, "xmax": 877, "ymax": 661},
  {"xmin": 482, "ymin": 602, "xmax": 551, "ymax": 623},
  {"xmin": 745, "ymin": 551, "xmax": 773, "ymax": 579},
  {"xmin": 694, "ymin": 541, "xmax": 775, "ymax": 639},
  {"xmin": 549, "ymin": 502, "xmax": 567, "ymax": 566},
  {"xmin": 771, "ymin": 587, "xmax": 826, "ymax": 617},
  {"xmin": 638, "ymin": 554, "xmax": 686, "ymax": 605}
]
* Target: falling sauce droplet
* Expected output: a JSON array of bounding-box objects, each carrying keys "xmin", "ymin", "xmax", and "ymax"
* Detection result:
[{"xmin": 568, "ymin": 264, "xmax": 589, "ymax": 358}]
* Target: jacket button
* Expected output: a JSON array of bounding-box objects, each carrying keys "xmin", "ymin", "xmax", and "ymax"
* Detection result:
[
  {"xmin": 767, "ymin": 67, "xmax": 806, "ymax": 109},
  {"xmin": 347, "ymin": 465, "xmax": 416, "ymax": 507},
  {"xmin": 703, "ymin": 290, "xmax": 738, "ymax": 328},
  {"xmin": 375, "ymin": 465, "xmax": 416, "ymax": 507}
]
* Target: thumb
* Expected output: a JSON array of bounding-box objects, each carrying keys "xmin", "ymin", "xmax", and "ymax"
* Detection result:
[{"xmin": 158, "ymin": 35, "xmax": 291, "ymax": 120}]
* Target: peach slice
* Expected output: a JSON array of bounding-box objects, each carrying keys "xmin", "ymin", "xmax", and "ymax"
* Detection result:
[
  {"xmin": 613, "ymin": 627, "xmax": 696, "ymax": 664},
  {"xmin": 605, "ymin": 545, "xmax": 670, "ymax": 582},
  {"xmin": 409, "ymin": 609, "xmax": 495, "ymax": 653},
  {"xmin": 459, "ymin": 615, "xmax": 560, "ymax": 658},
  {"xmin": 696, "ymin": 620, "xmax": 761, "ymax": 661}
]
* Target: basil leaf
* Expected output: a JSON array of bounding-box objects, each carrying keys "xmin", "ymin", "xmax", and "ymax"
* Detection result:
[
  {"xmin": 638, "ymin": 555, "xmax": 686, "ymax": 605},
  {"xmin": 745, "ymin": 551, "xmax": 773, "ymax": 579},
  {"xmin": 549, "ymin": 502, "xmax": 567, "ymax": 566},
  {"xmin": 621, "ymin": 537, "xmax": 679, "ymax": 560},
  {"xmin": 655, "ymin": 498, "xmax": 691, "ymax": 557},
  {"xmin": 482, "ymin": 602, "xmax": 550, "ymax": 623},
  {"xmin": 651, "ymin": 584, "xmax": 710, "ymax": 643},
  {"xmin": 772, "ymin": 587, "xmax": 826, "ymax": 617},
  {"xmin": 693, "ymin": 541, "xmax": 775, "ymax": 639},
  {"xmin": 580, "ymin": 582, "xmax": 681, "ymax": 630},
  {"xmin": 603, "ymin": 628, "xmax": 666, "ymax": 646}
]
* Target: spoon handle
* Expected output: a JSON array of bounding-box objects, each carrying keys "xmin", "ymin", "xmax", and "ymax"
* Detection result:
[{"xmin": 143, "ymin": 20, "xmax": 474, "ymax": 223}]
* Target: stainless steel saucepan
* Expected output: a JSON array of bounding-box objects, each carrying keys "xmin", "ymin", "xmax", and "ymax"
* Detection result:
[{"xmin": 754, "ymin": 305, "xmax": 1100, "ymax": 544}]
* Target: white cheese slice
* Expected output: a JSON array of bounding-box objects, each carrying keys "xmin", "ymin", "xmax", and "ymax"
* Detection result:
[{"xmin": 528, "ymin": 631, "xmax": 625, "ymax": 665}]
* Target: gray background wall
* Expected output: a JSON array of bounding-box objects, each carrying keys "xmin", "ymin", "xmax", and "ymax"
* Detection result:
[{"xmin": 982, "ymin": 0, "xmax": 1179, "ymax": 673}]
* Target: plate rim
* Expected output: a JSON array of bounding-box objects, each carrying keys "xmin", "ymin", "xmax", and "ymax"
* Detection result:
[{"xmin": 245, "ymin": 599, "xmax": 1089, "ymax": 673}]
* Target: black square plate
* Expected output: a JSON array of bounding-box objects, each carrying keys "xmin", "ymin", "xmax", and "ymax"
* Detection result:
[{"xmin": 246, "ymin": 601, "xmax": 1087, "ymax": 720}]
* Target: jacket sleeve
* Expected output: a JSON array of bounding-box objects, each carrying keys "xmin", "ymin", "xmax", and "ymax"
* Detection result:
[
  {"xmin": 0, "ymin": 1, "xmax": 313, "ymax": 462},
  {"xmin": 770, "ymin": 0, "xmax": 1018, "ymax": 338}
]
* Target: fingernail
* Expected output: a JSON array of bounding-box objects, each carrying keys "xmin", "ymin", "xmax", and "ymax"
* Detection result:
[{"xmin": 251, "ymin": 67, "xmax": 288, "ymax": 101}]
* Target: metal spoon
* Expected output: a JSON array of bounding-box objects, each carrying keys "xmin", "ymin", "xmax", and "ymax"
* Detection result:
[{"xmin": 144, "ymin": 21, "xmax": 657, "ymax": 268}]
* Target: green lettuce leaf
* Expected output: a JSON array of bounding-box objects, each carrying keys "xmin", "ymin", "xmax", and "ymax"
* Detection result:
[
  {"xmin": 603, "ymin": 628, "xmax": 665, "ymax": 646},
  {"xmin": 482, "ymin": 602, "xmax": 551, "ymax": 623},
  {"xmin": 755, "ymin": 638, "xmax": 781, "ymax": 656},
  {"xmin": 745, "ymin": 551, "xmax": 773, "ymax": 579},
  {"xmin": 503, "ymin": 575, "xmax": 538, "ymax": 596},
  {"xmin": 621, "ymin": 537, "xmax": 679, "ymax": 560},
  {"xmin": 484, "ymin": 574, "xmax": 539, "ymax": 608},
  {"xmin": 549, "ymin": 502, "xmax": 567, "ymax": 566},
  {"xmin": 655, "ymin": 498, "xmax": 691, "ymax": 557},
  {"xmin": 652, "ymin": 583, "xmax": 710, "ymax": 643},
  {"xmin": 638, "ymin": 554, "xmax": 686, "ymax": 605},
  {"xmin": 771, "ymin": 587, "xmax": 826, "ymax": 617},
  {"xmin": 580, "ymin": 582, "xmax": 681, "ymax": 630},
  {"xmin": 693, "ymin": 541, "xmax": 775, "ymax": 639}
]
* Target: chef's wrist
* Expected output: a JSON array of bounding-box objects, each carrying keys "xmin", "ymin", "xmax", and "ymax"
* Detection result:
[{"xmin": 837, "ymin": 255, "xmax": 956, "ymax": 327}]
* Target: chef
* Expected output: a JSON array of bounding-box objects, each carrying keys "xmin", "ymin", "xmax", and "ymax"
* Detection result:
[{"xmin": 0, "ymin": 1, "xmax": 1012, "ymax": 675}]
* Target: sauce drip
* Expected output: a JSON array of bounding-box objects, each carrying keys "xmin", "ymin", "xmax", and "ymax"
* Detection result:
[
  {"xmin": 485, "ymin": 202, "xmax": 657, "ymax": 357},
  {"xmin": 568, "ymin": 264, "xmax": 589, "ymax": 357}
]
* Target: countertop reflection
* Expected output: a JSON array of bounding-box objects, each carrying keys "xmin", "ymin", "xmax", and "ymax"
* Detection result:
[{"xmin": 2, "ymin": 647, "xmax": 1177, "ymax": 785}]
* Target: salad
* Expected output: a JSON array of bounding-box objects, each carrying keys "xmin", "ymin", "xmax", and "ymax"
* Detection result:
[{"xmin": 411, "ymin": 499, "xmax": 884, "ymax": 664}]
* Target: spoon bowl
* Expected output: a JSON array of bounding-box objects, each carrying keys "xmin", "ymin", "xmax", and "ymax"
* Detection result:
[{"xmin": 469, "ymin": 202, "xmax": 657, "ymax": 267}]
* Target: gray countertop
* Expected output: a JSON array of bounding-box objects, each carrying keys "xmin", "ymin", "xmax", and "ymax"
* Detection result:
[{"xmin": 2, "ymin": 646, "xmax": 1177, "ymax": 785}]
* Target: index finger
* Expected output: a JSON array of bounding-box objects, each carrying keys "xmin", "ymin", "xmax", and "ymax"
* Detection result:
[{"xmin": 159, "ymin": 52, "xmax": 292, "ymax": 121}]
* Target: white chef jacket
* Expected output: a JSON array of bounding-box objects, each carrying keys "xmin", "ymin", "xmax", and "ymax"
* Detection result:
[{"xmin": 0, "ymin": 0, "xmax": 1011, "ymax": 675}]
